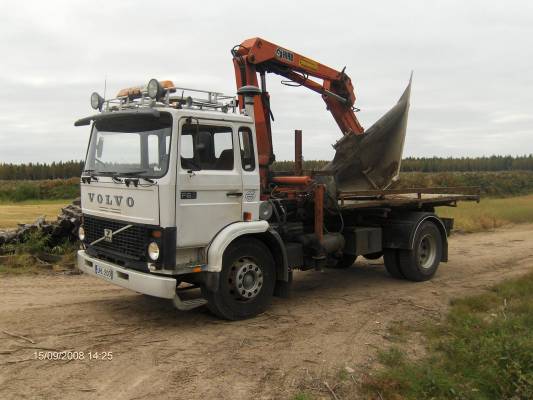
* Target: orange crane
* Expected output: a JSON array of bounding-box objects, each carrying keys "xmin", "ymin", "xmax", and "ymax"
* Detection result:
[{"xmin": 232, "ymin": 37, "xmax": 366, "ymax": 190}]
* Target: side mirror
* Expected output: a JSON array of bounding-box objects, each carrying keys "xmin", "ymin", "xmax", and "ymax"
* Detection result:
[{"xmin": 96, "ymin": 137, "xmax": 104, "ymax": 158}]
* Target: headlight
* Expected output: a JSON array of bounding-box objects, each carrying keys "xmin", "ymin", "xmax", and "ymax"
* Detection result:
[
  {"xmin": 90, "ymin": 92, "xmax": 104, "ymax": 110},
  {"xmin": 147, "ymin": 78, "xmax": 163, "ymax": 100},
  {"xmin": 78, "ymin": 226, "xmax": 85, "ymax": 241},
  {"xmin": 148, "ymin": 242, "xmax": 160, "ymax": 261}
]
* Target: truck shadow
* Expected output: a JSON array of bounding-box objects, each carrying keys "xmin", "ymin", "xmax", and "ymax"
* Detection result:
[{"xmin": 88, "ymin": 259, "xmax": 408, "ymax": 328}]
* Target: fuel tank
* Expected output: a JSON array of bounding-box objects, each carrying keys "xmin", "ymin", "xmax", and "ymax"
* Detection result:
[{"xmin": 322, "ymin": 75, "xmax": 412, "ymax": 192}]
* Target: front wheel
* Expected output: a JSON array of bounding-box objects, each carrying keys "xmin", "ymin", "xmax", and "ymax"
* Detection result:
[
  {"xmin": 203, "ymin": 238, "xmax": 275, "ymax": 320},
  {"xmin": 398, "ymin": 221, "xmax": 443, "ymax": 282}
]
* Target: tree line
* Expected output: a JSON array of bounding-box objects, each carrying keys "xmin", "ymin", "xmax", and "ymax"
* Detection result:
[
  {"xmin": 273, "ymin": 155, "xmax": 533, "ymax": 173},
  {"xmin": 0, "ymin": 155, "xmax": 532, "ymax": 180},
  {"xmin": 0, "ymin": 161, "xmax": 84, "ymax": 180},
  {"xmin": 401, "ymin": 155, "xmax": 533, "ymax": 172}
]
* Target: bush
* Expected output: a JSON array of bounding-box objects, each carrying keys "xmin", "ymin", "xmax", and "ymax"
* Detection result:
[
  {"xmin": 11, "ymin": 182, "xmax": 41, "ymax": 202},
  {"xmin": 0, "ymin": 178, "xmax": 79, "ymax": 202}
]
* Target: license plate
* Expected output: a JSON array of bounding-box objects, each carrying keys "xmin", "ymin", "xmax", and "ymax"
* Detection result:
[{"xmin": 94, "ymin": 264, "xmax": 113, "ymax": 281}]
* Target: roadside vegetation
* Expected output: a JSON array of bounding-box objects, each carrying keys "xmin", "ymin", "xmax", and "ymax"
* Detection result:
[
  {"xmin": 0, "ymin": 230, "xmax": 77, "ymax": 275},
  {"xmin": 289, "ymin": 272, "xmax": 533, "ymax": 400},
  {"xmin": 1, "ymin": 171, "xmax": 533, "ymax": 204},
  {"xmin": 0, "ymin": 178, "xmax": 78, "ymax": 202},
  {"xmin": 437, "ymin": 194, "xmax": 533, "ymax": 232},
  {"xmin": 362, "ymin": 272, "xmax": 533, "ymax": 400},
  {"xmin": 395, "ymin": 171, "xmax": 533, "ymax": 197}
]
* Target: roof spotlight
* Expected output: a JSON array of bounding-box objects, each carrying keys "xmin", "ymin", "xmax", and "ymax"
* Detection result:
[
  {"xmin": 90, "ymin": 92, "xmax": 105, "ymax": 111},
  {"xmin": 147, "ymin": 78, "xmax": 164, "ymax": 100}
]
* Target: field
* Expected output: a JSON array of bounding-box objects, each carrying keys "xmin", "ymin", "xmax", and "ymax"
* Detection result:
[
  {"xmin": 437, "ymin": 194, "xmax": 533, "ymax": 232},
  {"xmin": 0, "ymin": 199, "xmax": 72, "ymax": 229},
  {"xmin": 1, "ymin": 173, "xmax": 533, "ymax": 398}
]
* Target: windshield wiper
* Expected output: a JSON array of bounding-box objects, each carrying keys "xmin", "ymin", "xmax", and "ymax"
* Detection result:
[
  {"xmin": 116, "ymin": 170, "xmax": 148, "ymax": 176},
  {"xmin": 96, "ymin": 170, "xmax": 118, "ymax": 176},
  {"xmin": 115, "ymin": 170, "xmax": 156, "ymax": 184},
  {"xmin": 91, "ymin": 170, "xmax": 125, "ymax": 184}
]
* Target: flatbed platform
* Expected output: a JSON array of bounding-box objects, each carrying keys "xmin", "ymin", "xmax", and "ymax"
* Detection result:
[{"xmin": 338, "ymin": 187, "xmax": 480, "ymax": 210}]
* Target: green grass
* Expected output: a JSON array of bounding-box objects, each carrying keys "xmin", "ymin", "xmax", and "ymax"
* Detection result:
[
  {"xmin": 363, "ymin": 272, "xmax": 533, "ymax": 400},
  {"xmin": 437, "ymin": 194, "xmax": 533, "ymax": 232}
]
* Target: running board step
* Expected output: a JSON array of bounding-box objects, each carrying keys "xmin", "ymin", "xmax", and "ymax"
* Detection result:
[{"xmin": 172, "ymin": 295, "xmax": 208, "ymax": 311}]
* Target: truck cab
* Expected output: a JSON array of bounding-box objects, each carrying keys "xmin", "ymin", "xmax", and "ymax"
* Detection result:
[{"xmin": 77, "ymin": 82, "xmax": 279, "ymax": 317}]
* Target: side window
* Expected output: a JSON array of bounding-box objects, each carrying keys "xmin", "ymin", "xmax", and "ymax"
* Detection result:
[
  {"xmin": 147, "ymin": 134, "xmax": 159, "ymax": 167},
  {"xmin": 239, "ymin": 127, "xmax": 255, "ymax": 171},
  {"xmin": 213, "ymin": 130, "xmax": 233, "ymax": 158},
  {"xmin": 180, "ymin": 123, "xmax": 234, "ymax": 170},
  {"xmin": 180, "ymin": 134, "xmax": 194, "ymax": 159}
]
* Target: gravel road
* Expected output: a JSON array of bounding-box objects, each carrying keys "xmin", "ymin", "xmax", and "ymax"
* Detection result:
[{"xmin": 2, "ymin": 224, "xmax": 533, "ymax": 400}]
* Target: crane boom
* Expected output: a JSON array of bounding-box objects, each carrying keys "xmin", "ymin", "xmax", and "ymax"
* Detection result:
[
  {"xmin": 232, "ymin": 37, "xmax": 365, "ymax": 189},
  {"xmin": 232, "ymin": 37, "xmax": 411, "ymax": 195}
]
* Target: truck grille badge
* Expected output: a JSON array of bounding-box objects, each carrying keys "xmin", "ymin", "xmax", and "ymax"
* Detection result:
[
  {"xmin": 90, "ymin": 224, "xmax": 133, "ymax": 246},
  {"xmin": 103, "ymin": 229, "xmax": 113, "ymax": 242}
]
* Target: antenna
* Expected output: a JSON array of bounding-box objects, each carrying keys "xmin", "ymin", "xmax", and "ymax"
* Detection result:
[{"xmin": 103, "ymin": 74, "xmax": 107, "ymax": 99}]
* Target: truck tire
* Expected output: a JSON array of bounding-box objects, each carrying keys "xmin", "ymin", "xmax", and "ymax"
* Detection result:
[
  {"xmin": 363, "ymin": 251, "xmax": 383, "ymax": 260},
  {"xmin": 383, "ymin": 249, "xmax": 404, "ymax": 279},
  {"xmin": 203, "ymin": 238, "xmax": 275, "ymax": 320},
  {"xmin": 332, "ymin": 254, "xmax": 357, "ymax": 268},
  {"xmin": 398, "ymin": 221, "xmax": 442, "ymax": 282}
]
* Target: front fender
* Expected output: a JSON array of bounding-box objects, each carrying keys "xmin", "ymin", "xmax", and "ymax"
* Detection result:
[{"xmin": 206, "ymin": 220, "xmax": 269, "ymax": 273}]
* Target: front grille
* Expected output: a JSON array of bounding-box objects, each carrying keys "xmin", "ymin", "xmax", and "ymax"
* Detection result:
[{"xmin": 84, "ymin": 215, "xmax": 149, "ymax": 261}]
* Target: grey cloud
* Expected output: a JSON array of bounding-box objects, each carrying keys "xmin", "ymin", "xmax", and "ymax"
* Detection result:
[{"xmin": 0, "ymin": 0, "xmax": 532, "ymax": 163}]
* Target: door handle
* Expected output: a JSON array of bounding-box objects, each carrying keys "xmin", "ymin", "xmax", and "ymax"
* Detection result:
[{"xmin": 226, "ymin": 192, "xmax": 243, "ymax": 197}]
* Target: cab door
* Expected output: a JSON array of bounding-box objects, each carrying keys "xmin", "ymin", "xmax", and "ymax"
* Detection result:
[
  {"xmin": 176, "ymin": 119, "xmax": 243, "ymax": 247},
  {"xmin": 237, "ymin": 126, "xmax": 261, "ymax": 220}
]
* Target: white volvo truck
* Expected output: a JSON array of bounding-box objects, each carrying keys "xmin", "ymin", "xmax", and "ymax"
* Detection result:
[{"xmin": 75, "ymin": 39, "xmax": 478, "ymax": 320}]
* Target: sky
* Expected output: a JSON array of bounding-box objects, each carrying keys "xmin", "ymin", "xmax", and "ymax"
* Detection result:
[{"xmin": 0, "ymin": 0, "xmax": 532, "ymax": 164}]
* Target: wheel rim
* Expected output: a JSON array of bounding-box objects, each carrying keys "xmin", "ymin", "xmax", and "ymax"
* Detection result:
[
  {"xmin": 418, "ymin": 234, "xmax": 437, "ymax": 269},
  {"xmin": 228, "ymin": 257, "xmax": 263, "ymax": 301}
]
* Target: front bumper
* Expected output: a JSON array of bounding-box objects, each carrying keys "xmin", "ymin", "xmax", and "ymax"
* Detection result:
[{"xmin": 77, "ymin": 250, "xmax": 177, "ymax": 299}]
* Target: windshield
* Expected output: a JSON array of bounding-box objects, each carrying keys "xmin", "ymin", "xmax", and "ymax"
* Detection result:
[{"xmin": 85, "ymin": 113, "xmax": 172, "ymax": 178}]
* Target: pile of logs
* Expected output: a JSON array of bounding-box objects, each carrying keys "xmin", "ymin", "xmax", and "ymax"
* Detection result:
[{"xmin": 0, "ymin": 198, "xmax": 81, "ymax": 247}]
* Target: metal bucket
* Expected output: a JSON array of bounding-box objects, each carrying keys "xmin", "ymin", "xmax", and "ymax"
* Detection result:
[{"xmin": 322, "ymin": 74, "xmax": 412, "ymax": 193}]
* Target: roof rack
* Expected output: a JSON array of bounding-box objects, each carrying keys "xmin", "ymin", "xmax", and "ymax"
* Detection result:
[{"xmin": 101, "ymin": 84, "xmax": 239, "ymax": 114}]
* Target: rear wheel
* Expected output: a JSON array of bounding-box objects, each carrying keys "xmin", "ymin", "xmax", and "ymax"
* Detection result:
[
  {"xmin": 383, "ymin": 249, "xmax": 404, "ymax": 279},
  {"xmin": 203, "ymin": 238, "xmax": 275, "ymax": 320},
  {"xmin": 398, "ymin": 221, "xmax": 442, "ymax": 282}
]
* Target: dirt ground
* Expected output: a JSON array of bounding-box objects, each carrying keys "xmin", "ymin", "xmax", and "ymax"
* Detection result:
[{"xmin": 1, "ymin": 224, "xmax": 533, "ymax": 400}]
